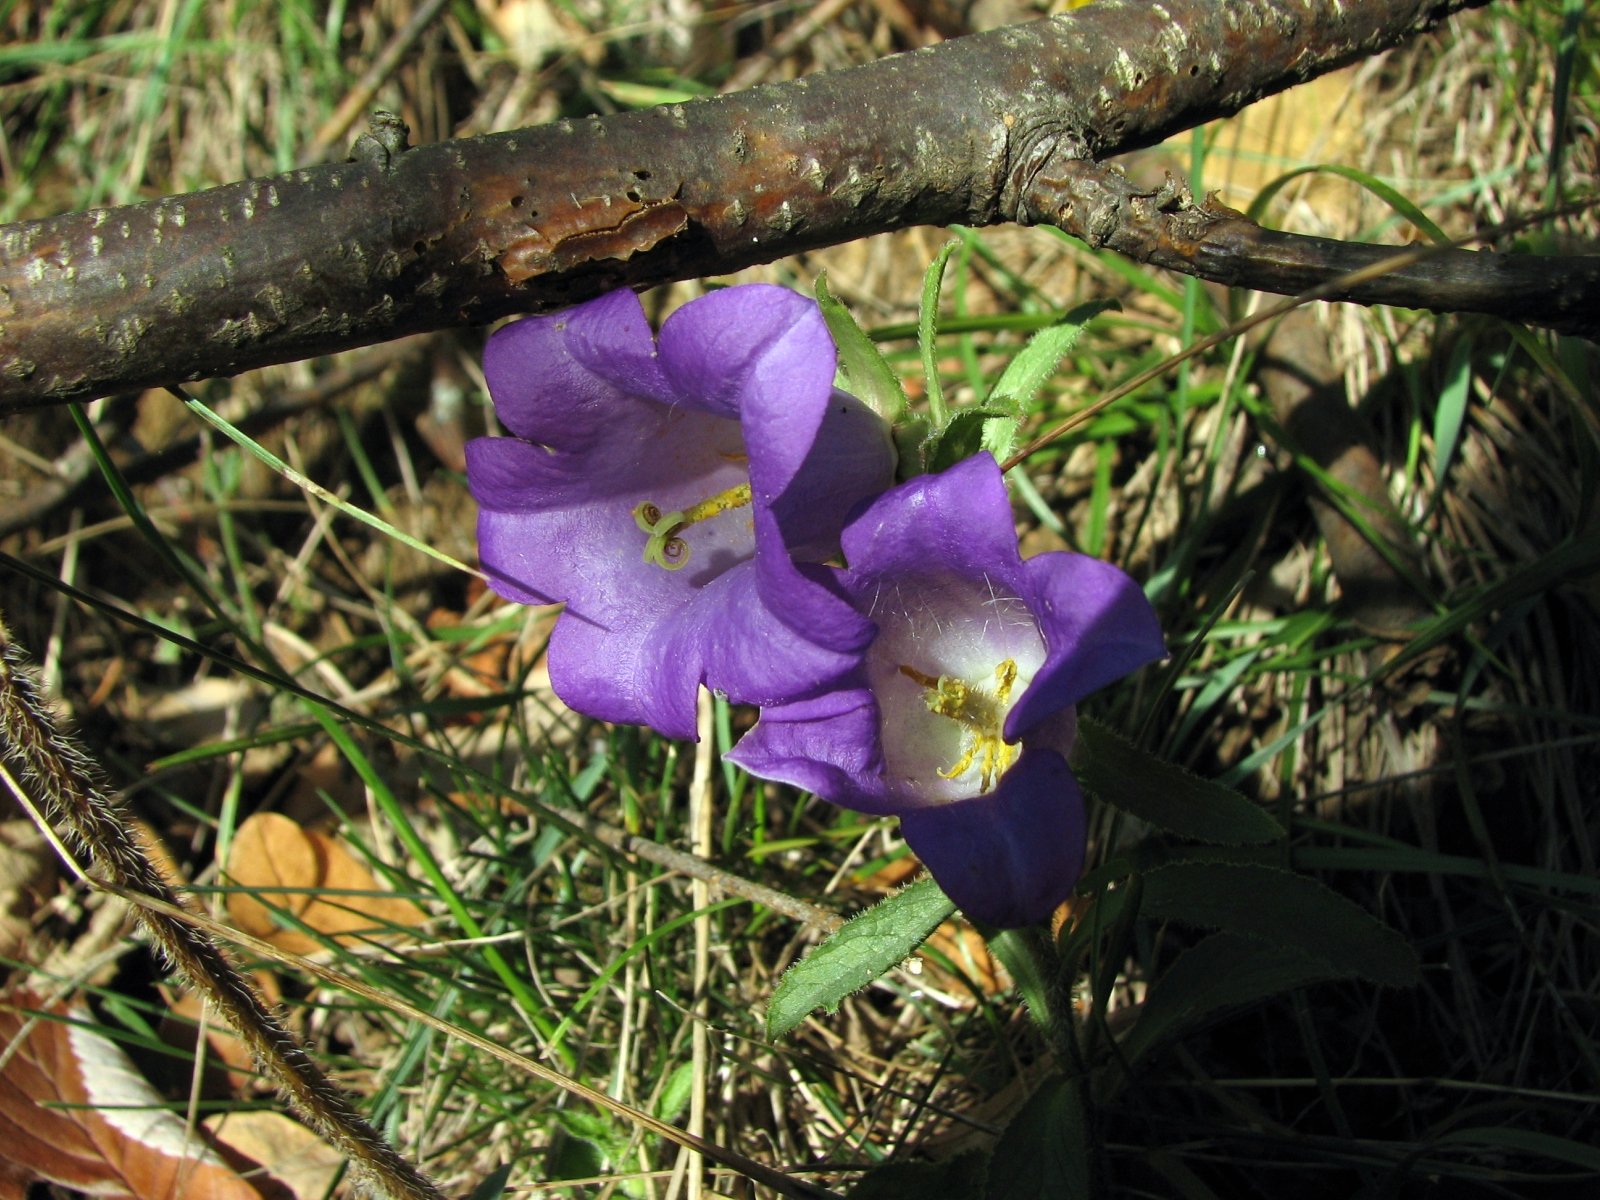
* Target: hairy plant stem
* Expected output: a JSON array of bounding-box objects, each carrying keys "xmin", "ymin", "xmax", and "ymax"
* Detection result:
[{"xmin": 0, "ymin": 612, "xmax": 445, "ymax": 1200}]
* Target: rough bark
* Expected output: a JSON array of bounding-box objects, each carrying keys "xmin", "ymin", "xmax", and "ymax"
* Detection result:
[
  {"xmin": 1017, "ymin": 161, "xmax": 1600, "ymax": 339},
  {"xmin": 0, "ymin": 0, "xmax": 1510, "ymax": 412}
]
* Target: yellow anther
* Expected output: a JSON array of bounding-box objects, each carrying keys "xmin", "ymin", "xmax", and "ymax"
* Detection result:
[
  {"xmin": 902, "ymin": 657, "xmax": 1024, "ymax": 794},
  {"xmin": 994, "ymin": 658, "xmax": 1018, "ymax": 701},
  {"xmin": 631, "ymin": 481, "xmax": 752, "ymax": 572}
]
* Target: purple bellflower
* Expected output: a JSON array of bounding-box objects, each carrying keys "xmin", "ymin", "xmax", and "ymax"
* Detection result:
[
  {"xmin": 465, "ymin": 286, "xmax": 894, "ymax": 740},
  {"xmin": 729, "ymin": 453, "xmax": 1165, "ymax": 927}
]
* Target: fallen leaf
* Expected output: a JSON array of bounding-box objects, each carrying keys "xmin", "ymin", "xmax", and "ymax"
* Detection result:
[
  {"xmin": 0, "ymin": 819, "xmax": 57, "ymax": 961},
  {"xmin": 0, "ymin": 991, "xmax": 263, "ymax": 1200},
  {"xmin": 205, "ymin": 1110, "xmax": 343, "ymax": 1200},
  {"xmin": 224, "ymin": 812, "xmax": 427, "ymax": 956}
]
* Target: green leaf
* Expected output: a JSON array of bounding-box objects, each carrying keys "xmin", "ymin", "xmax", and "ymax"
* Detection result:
[
  {"xmin": 816, "ymin": 271, "xmax": 908, "ymax": 426},
  {"xmin": 983, "ymin": 1078, "xmax": 1092, "ymax": 1200},
  {"xmin": 465, "ymin": 1164, "xmax": 513, "ymax": 1200},
  {"xmin": 766, "ymin": 878, "xmax": 955, "ymax": 1039},
  {"xmin": 982, "ymin": 300, "xmax": 1116, "ymax": 462},
  {"xmin": 1139, "ymin": 862, "xmax": 1420, "ymax": 987},
  {"xmin": 654, "ymin": 1061, "xmax": 694, "ymax": 1123},
  {"xmin": 546, "ymin": 1127, "xmax": 605, "ymax": 1181},
  {"xmin": 1245, "ymin": 163, "xmax": 1450, "ymax": 245},
  {"xmin": 849, "ymin": 1153, "xmax": 988, "ymax": 1199},
  {"xmin": 1120, "ymin": 932, "xmax": 1350, "ymax": 1065},
  {"xmin": 1431, "ymin": 1127, "xmax": 1600, "ymax": 1173},
  {"xmin": 1074, "ymin": 718, "xmax": 1283, "ymax": 845},
  {"xmin": 1432, "ymin": 334, "xmax": 1473, "ymax": 491},
  {"xmin": 181, "ymin": 393, "xmax": 481, "ymax": 580},
  {"xmin": 926, "ymin": 404, "xmax": 1018, "ymax": 473}
]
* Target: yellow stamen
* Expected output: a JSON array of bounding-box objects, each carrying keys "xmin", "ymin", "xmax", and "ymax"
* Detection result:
[
  {"xmin": 631, "ymin": 481, "xmax": 752, "ymax": 571},
  {"xmin": 900, "ymin": 658, "xmax": 1023, "ymax": 794}
]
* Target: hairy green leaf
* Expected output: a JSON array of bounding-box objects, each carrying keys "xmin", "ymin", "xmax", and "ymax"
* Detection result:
[
  {"xmin": 1120, "ymin": 932, "xmax": 1350, "ymax": 1065},
  {"xmin": 1075, "ymin": 718, "xmax": 1283, "ymax": 845},
  {"xmin": 766, "ymin": 878, "xmax": 955, "ymax": 1040},
  {"xmin": 849, "ymin": 1153, "xmax": 988, "ymax": 1198},
  {"xmin": 1140, "ymin": 862, "xmax": 1420, "ymax": 987},
  {"xmin": 983, "ymin": 1078, "xmax": 1092, "ymax": 1200}
]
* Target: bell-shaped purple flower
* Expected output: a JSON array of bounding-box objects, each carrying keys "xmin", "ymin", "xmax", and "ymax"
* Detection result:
[
  {"xmin": 465, "ymin": 286, "xmax": 894, "ymax": 739},
  {"xmin": 729, "ymin": 453, "xmax": 1165, "ymax": 927}
]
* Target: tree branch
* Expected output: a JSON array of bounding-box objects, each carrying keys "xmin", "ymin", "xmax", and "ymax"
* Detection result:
[
  {"xmin": 1016, "ymin": 160, "xmax": 1600, "ymax": 338},
  {"xmin": 0, "ymin": 0, "xmax": 1519, "ymax": 413}
]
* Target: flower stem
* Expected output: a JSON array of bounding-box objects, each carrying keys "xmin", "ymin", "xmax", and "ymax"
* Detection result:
[{"xmin": 987, "ymin": 925, "xmax": 1078, "ymax": 1063}]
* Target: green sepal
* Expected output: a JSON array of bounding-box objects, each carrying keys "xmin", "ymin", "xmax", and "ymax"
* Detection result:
[
  {"xmin": 892, "ymin": 415, "xmax": 932, "ymax": 479},
  {"xmin": 926, "ymin": 403, "xmax": 1021, "ymax": 474},
  {"xmin": 918, "ymin": 240, "xmax": 962, "ymax": 427},
  {"xmin": 815, "ymin": 271, "xmax": 908, "ymax": 427},
  {"xmin": 980, "ymin": 299, "xmax": 1118, "ymax": 463}
]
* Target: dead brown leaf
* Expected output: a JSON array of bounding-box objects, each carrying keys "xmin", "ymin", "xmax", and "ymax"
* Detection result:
[
  {"xmin": 0, "ymin": 820, "xmax": 56, "ymax": 962},
  {"xmin": 204, "ymin": 1109, "xmax": 343, "ymax": 1200},
  {"xmin": 224, "ymin": 809, "xmax": 432, "ymax": 960},
  {"xmin": 0, "ymin": 990, "xmax": 263, "ymax": 1200},
  {"xmin": 223, "ymin": 812, "xmax": 426, "ymax": 957},
  {"xmin": 160, "ymin": 969, "xmax": 283, "ymax": 1093}
]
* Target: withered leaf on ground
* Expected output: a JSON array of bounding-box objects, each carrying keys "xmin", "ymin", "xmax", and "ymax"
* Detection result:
[
  {"xmin": 224, "ymin": 811, "xmax": 427, "ymax": 956},
  {"xmin": 0, "ymin": 992, "xmax": 263, "ymax": 1200},
  {"xmin": 205, "ymin": 1109, "xmax": 344, "ymax": 1200}
]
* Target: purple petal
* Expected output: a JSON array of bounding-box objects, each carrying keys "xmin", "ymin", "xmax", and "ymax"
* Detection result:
[
  {"xmin": 652, "ymin": 561, "xmax": 867, "ymax": 735},
  {"xmin": 1005, "ymin": 552, "xmax": 1166, "ymax": 738},
  {"xmin": 768, "ymin": 389, "xmax": 897, "ymax": 561},
  {"xmin": 469, "ymin": 285, "xmax": 897, "ymax": 739},
  {"xmin": 533, "ymin": 562, "xmax": 866, "ymax": 741},
  {"xmin": 752, "ymin": 509, "xmax": 875, "ymax": 655},
  {"xmin": 727, "ymin": 686, "xmax": 897, "ymax": 812},
  {"xmin": 898, "ymin": 749, "xmax": 1086, "ymax": 927},
  {"xmin": 662, "ymin": 287, "xmax": 893, "ymax": 559},
  {"xmin": 483, "ymin": 290, "xmax": 672, "ymax": 447},
  {"xmin": 467, "ymin": 402, "xmax": 751, "ymax": 619},
  {"xmin": 544, "ymin": 607, "xmax": 656, "ymax": 730},
  {"xmin": 839, "ymin": 452, "xmax": 1025, "ymax": 592},
  {"xmin": 658, "ymin": 286, "xmax": 836, "ymax": 424}
]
